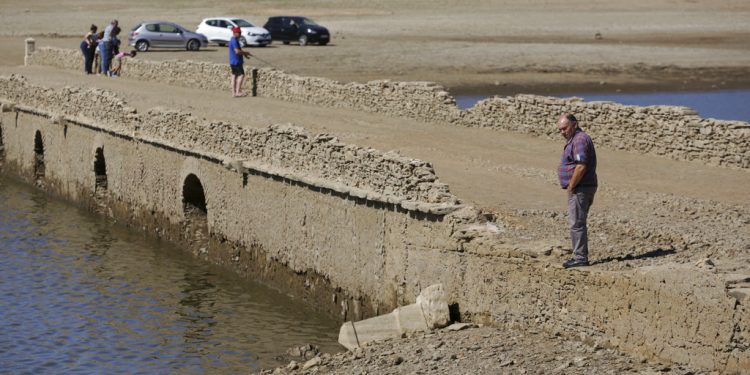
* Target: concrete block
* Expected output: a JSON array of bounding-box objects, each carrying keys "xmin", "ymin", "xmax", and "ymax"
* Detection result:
[
  {"xmin": 338, "ymin": 283, "xmax": 449, "ymax": 350},
  {"xmin": 395, "ymin": 303, "xmax": 430, "ymax": 333}
]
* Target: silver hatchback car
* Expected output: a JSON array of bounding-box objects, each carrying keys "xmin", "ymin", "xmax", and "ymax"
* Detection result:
[{"xmin": 128, "ymin": 21, "xmax": 209, "ymax": 52}]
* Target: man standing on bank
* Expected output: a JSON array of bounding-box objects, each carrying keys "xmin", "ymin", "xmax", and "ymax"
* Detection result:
[
  {"xmin": 229, "ymin": 27, "xmax": 252, "ymax": 97},
  {"xmin": 557, "ymin": 113, "xmax": 598, "ymax": 269}
]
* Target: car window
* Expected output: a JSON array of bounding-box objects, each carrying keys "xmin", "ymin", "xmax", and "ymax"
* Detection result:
[
  {"xmin": 302, "ymin": 18, "xmax": 319, "ymax": 26},
  {"xmin": 268, "ymin": 18, "xmax": 280, "ymax": 26},
  {"xmin": 232, "ymin": 19, "xmax": 254, "ymax": 27},
  {"xmin": 206, "ymin": 20, "xmax": 216, "ymax": 27},
  {"xmin": 218, "ymin": 20, "xmax": 229, "ymax": 28},
  {"xmin": 160, "ymin": 24, "xmax": 179, "ymax": 33},
  {"xmin": 145, "ymin": 24, "xmax": 158, "ymax": 32}
]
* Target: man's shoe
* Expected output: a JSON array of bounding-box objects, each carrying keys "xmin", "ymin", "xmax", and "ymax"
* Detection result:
[{"xmin": 563, "ymin": 258, "xmax": 589, "ymax": 269}]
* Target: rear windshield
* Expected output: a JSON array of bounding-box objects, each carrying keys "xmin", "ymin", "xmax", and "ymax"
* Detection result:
[
  {"xmin": 232, "ymin": 19, "xmax": 255, "ymax": 27},
  {"xmin": 302, "ymin": 18, "xmax": 318, "ymax": 26}
]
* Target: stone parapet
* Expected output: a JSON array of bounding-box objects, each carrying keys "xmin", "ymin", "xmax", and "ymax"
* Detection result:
[
  {"xmin": 0, "ymin": 75, "xmax": 458, "ymax": 207},
  {"xmin": 26, "ymin": 47, "xmax": 750, "ymax": 169},
  {"xmin": 461, "ymin": 95, "xmax": 750, "ymax": 169}
]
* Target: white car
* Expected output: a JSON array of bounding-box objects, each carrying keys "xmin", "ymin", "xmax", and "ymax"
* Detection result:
[{"xmin": 196, "ymin": 17, "xmax": 271, "ymax": 47}]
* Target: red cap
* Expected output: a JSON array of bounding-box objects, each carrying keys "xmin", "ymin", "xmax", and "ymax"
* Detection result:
[{"xmin": 231, "ymin": 27, "xmax": 241, "ymax": 34}]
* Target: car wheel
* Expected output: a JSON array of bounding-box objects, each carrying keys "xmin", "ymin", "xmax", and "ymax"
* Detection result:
[
  {"xmin": 186, "ymin": 39, "xmax": 200, "ymax": 51},
  {"xmin": 298, "ymin": 35, "xmax": 308, "ymax": 46},
  {"xmin": 239, "ymin": 37, "xmax": 247, "ymax": 47},
  {"xmin": 282, "ymin": 41, "xmax": 290, "ymax": 45},
  {"xmin": 218, "ymin": 42, "xmax": 226, "ymax": 47},
  {"xmin": 135, "ymin": 40, "xmax": 149, "ymax": 52}
]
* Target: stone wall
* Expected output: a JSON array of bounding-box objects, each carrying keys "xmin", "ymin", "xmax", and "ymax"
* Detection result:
[
  {"xmin": 253, "ymin": 70, "xmax": 460, "ymax": 123},
  {"xmin": 26, "ymin": 47, "xmax": 750, "ymax": 169},
  {"xmin": 2, "ymin": 75, "xmax": 748, "ymax": 372},
  {"xmin": 0, "ymin": 75, "xmax": 458, "ymax": 208},
  {"xmin": 461, "ymin": 95, "xmax": 750, "ymax": 169}
]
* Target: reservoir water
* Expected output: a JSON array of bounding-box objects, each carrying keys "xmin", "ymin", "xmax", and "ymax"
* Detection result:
[
  {"xmin": 455, "ymin": 89, "xmax": 750, "ymax": 122},
  {"xmin": 0, "ymin": 176, "xmax": 340, "ymax": 374}
]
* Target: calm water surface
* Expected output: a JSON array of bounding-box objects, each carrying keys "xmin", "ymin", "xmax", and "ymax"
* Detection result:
[
  {"xmin": 0, "ymin": 176, "xmax": 340, "ymax": 374},
  {"xmin": 455, "ymin": 89, "xmax": 750, "ymax": 122}
]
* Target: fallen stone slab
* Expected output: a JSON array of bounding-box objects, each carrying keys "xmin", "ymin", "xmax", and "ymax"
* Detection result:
[
  {"xmin": 338, "ymin": 284, "xmax": 450, "ymax": 350},
  {"xmin": 444, "ymin": 322, "xmax": 478, "ymax": 331}
]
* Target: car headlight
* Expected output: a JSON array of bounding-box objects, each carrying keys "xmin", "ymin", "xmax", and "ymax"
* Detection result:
[{"xmin": 307, "ymin": 28, "xmax": 317, "ymax": 34}]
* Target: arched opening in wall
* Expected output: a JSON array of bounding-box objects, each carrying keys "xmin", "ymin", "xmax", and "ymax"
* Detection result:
[
  {"xmin": 33, "ymin": 130, "xmax": 45, "ymax": 183},
  {"xmin": 181, "ymin": 173, "xmax": 209, "ymax": 256},
  {"xmin": 94, "ymin": 147, "xmax": 108, "ymax": 192},
  {"xmin": 183, "ymin": 173, "xmax": 207, "ymax": 216}
]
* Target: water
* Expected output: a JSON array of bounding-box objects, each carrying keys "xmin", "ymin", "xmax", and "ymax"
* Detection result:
[
  {"xmin": 0, "ymin": 176, "xmax": 340, "ymax": 374},
  {"xmin": 455, "ymin": 89, "xmax": 750, "ymax": 122}
]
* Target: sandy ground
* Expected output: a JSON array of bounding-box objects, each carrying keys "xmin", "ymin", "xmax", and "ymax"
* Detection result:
[
  {"xmin": 1, "ymin": 0, "xmax": 750, "ymax": 93},
  {"xmin": 1, "ymin": 0, "xmax": 749, "ymax": 372}
]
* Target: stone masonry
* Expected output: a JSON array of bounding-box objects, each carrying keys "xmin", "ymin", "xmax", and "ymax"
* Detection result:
[
  {"xmin": 26, "ymin": 47, "xmax": 750, "ymax": 169},
  {"xmin": 5, "ymin": 61, "xmax": 749, "ymax": 371}
]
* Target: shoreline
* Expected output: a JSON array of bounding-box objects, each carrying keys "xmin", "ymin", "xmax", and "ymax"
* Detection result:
[{"xmin": 3, "ymin": 35, "xmax": 750, "ymax": 99}]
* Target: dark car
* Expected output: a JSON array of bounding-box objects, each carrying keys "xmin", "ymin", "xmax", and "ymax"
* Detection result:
[{"xmin": 263, "ymin": 16, "xmax": 330, "ymax": 46}]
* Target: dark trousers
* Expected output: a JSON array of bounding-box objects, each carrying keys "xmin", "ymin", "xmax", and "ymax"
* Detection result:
[{"xmin": 80, "ymin": 42, "xmax": 95, "ymax": 74}]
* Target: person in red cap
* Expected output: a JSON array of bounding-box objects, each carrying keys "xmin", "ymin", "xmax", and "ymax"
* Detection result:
[{"xmin": 229, "ymin": 26, "xmax": 251, "ymax": 97}]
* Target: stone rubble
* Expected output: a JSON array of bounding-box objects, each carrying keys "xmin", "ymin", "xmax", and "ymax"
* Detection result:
[{"xmin": 257, "ymin": 325, "xmax": 702, "ymax": 375}]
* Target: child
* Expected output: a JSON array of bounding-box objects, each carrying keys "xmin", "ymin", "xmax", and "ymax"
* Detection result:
[{"xmin": 108, "ymin": 50, "xmax": 136, "ymax": 77}]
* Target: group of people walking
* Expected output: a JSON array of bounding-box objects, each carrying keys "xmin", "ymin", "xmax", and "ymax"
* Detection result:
[{"xmin": 80, "ymin": 19, "xmax": 136, "ymax": 76}]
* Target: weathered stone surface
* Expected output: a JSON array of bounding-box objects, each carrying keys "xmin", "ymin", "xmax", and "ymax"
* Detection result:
[
  {"xmin": 444, "ymin": 322, "xmax": 477, "ymax": 331},
  {"xmin": 301, "ymin": 356, "xmax": 321, "ymax": 370},
  {"xmin": 25, "ymin": 47, "xmax": 750, "ymax": 170},
  {"xmin": 338, "ymin": 284, "xmax": 449, "ymax": 350},
  {"xmin": 416, "ymin": 283, "xmax": 451, "ymax": 329}
]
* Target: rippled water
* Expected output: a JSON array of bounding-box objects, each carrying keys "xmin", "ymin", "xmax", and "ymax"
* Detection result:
[
  {"xmin": 455, "ymin": 89, "xmax": 750, "ymax": 122},
  {"xmin": 0, "ymin": 176, "xmax": 340, "ymax": 374}
]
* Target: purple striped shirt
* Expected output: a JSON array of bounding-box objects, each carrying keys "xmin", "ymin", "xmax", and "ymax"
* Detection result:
[{"xmin": 558, "ymin": 128, "xmax": 597, "ymax": 189}]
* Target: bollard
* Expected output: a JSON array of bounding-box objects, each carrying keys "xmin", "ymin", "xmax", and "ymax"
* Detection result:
[
  {"xmin": 25, "ymin": 38, "xmax": 35, "ymax": 66},
  {"xmin": 251, "ymin": 68, "xmax": 258, "ymax": 97}
]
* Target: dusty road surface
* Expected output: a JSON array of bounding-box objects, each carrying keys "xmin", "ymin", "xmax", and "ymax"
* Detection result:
[{"xmin": 1, "ymin": 0, "xmax": 749, "ymax": 373}]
